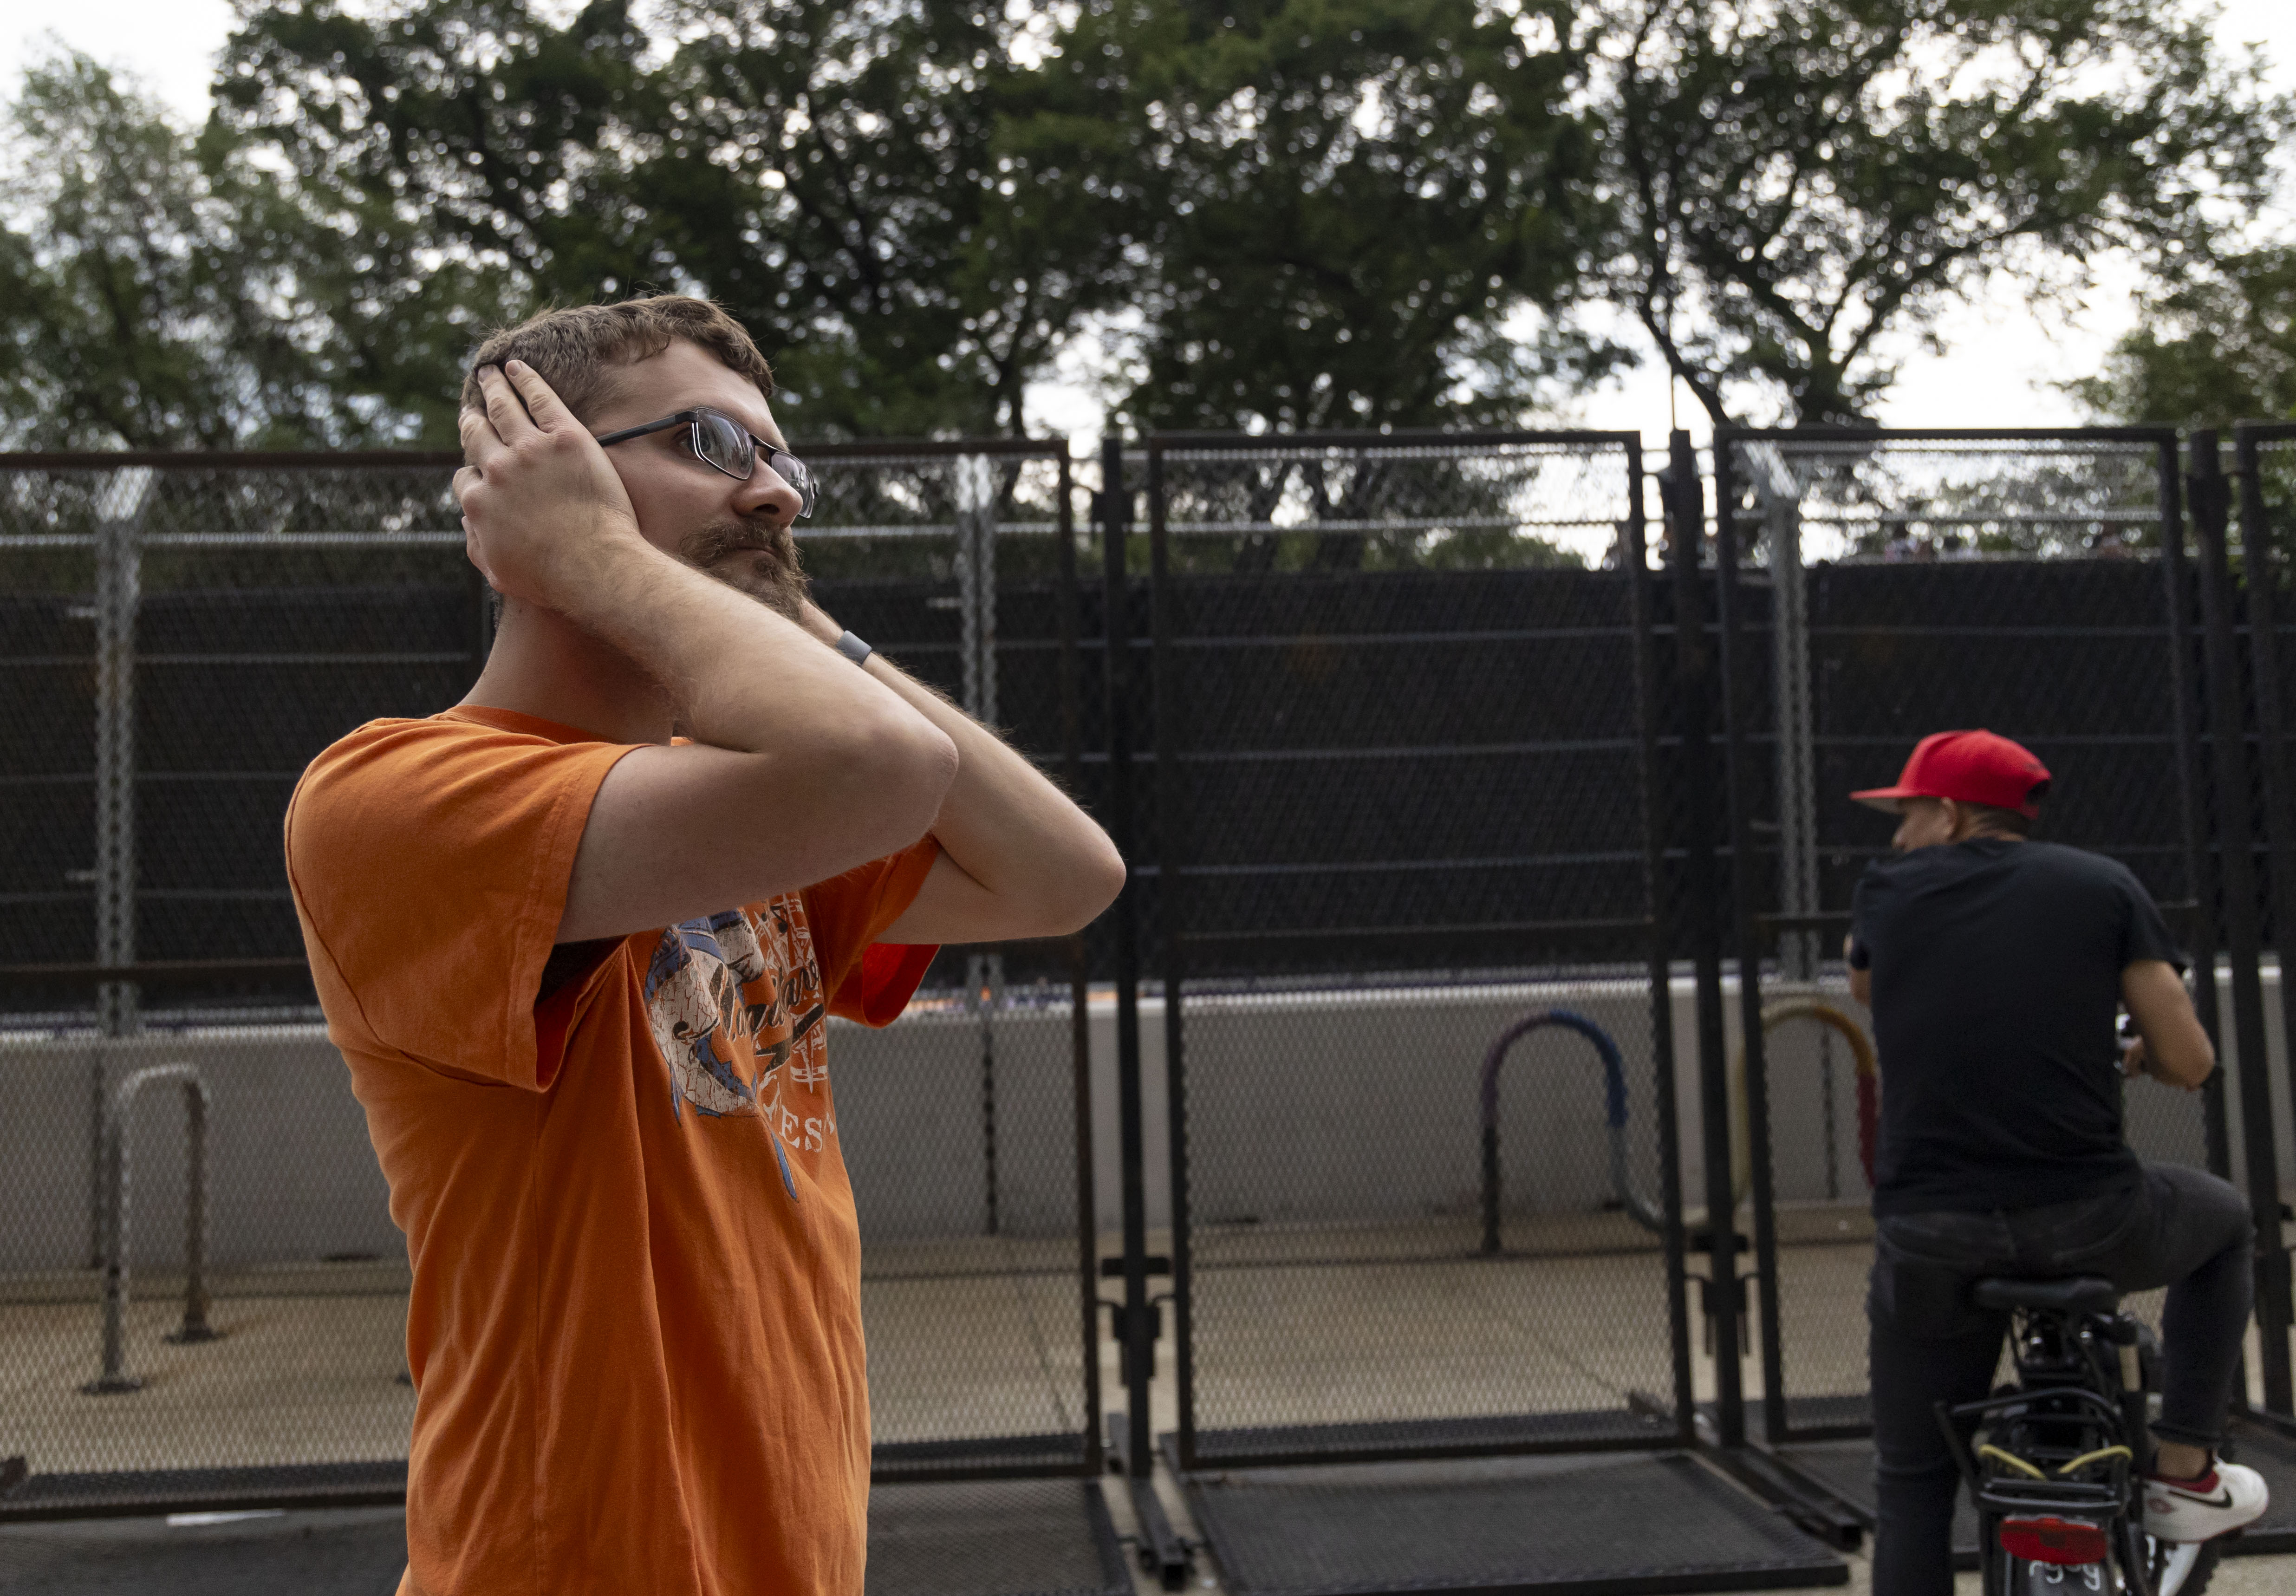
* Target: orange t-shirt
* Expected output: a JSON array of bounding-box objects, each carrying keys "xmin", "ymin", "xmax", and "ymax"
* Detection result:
[{"xmin": 283, "ymin": 704, "xmax": 939, "ymax": 1596}]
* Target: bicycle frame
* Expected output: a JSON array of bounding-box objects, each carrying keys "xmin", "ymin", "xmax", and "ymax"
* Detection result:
[{"xmin": 1937, "ymin": 1304, "xmax": 2170, "ymax": 1595}]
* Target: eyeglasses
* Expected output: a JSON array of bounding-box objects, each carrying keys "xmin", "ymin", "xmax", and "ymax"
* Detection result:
[{"xmin": 593, "ymin": 407, "xmax": 819, "ymax": 518}]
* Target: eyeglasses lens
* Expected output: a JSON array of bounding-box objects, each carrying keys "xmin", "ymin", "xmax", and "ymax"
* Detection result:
[
  {"xmin": 685, "ymin": 409, "xmax": 815, "ymax": 517},
  {"xmin": 767, "ymin": 450, "xmax": 819, "ymax": 518},
  {"xmin": 691, "ymin": 412, "xmax": 754, "ymax": 479}
]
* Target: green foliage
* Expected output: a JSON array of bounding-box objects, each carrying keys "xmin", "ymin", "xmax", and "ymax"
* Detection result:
[
  {"xmin": 1031, "ymin": 0, "xmax": 1615, "ymax": 432},
  {"xmin": 210, "ymin": 0, "xmax": 1124, "ymax": 440},
  {"xmin": 1599, "ymin": 0, "xmax": 2290, "ymax": 426},
  {"xmin": 0, "ymin": 54, "xmax": 416, "ymax": 448},
  {"xmin": 1, "ymin": 2, "xmax": 2289, "ymax": 448},
  {"xmin": 2069, "ymin": 246, "xmax": 2296, "ymax": 429},
  {"xmin": 203, "ymin": 0, "xmax": 1611, "ymax": 440}
]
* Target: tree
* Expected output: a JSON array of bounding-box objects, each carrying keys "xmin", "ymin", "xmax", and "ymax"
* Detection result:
[
  {"xmin": 0, "ymin": 52, "xmax": 403, "ymax": 449},
  {"xmin": 214, "ymin": 0, "xmax": 1132, "ymax": 439},
  {"xmin": 1597, "ymin": 0, "xmax": 2290, "ymax": 427},
  {"xmin": 2069, "ymin": 246, "xmax": 2296, "ymax": 430},
  {"xmin": 1030, "ymin": 0, "xmax": 1613, "ymax": 434},
  {"xmin": 213, "ymin": 1, "xmax": 1618, "ymax": 442}
]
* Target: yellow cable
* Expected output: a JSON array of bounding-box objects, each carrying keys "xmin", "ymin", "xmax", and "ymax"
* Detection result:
[
  {"xmin": 1978, "ymin": 1444, "xmax": 2047, "ymax": 1479},
  {"xmin": 2058, "ymin": 1446, "xmax": 2133, "ymax": 1475}
]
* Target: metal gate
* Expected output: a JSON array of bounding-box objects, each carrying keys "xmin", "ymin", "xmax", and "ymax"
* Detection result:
[
  {"xmin": 1138, "ymin": 430, "xmax": 1698, "ymax": 1469},
  {"xmin": 2226, "ymin": 420, "xmax": 2296, "ymax": 1415},
  {"xmin": 0, "ymin": 442, "xmax": 1110, "ymax": 1518},
  {"xmin": 802, "ymin": 441, "xmax": 1106, "ymax": 1486},
  {"xmin": 1708, "ymin": 428, "xmax": 2256, "ymax": 1448}
]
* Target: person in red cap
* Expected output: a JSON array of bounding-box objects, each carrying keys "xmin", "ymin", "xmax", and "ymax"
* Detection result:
[{"xmin": 1844, "ymin": 730, "xmax": 2265, "ymax": 1595}]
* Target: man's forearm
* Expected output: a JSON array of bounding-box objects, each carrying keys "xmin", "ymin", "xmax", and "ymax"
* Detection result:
[
  {"xmin": 860, "ymin": 651, "xmax": 1109, "ymax": 882},
  {"xmin": 804, "ymin": 605, "xmax": 1119, "ymax": 927},
  {"xmin": 554, "ymin": 537, "xmax": 935, "ymax": 760}
]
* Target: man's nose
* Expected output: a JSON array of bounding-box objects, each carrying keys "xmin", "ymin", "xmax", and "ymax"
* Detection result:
[{"xmin": 733, "ymin": 459, "xmax": 803, "ymax": 522}]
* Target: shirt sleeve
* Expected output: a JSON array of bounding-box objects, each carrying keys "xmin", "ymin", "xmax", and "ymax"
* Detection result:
[
  {"xmin": 285, "ymin": 718, "xmax": 639, "ymax": 1089},
  {"xmin": 802, "ymin": 837, "xmax": 943, "ymax": 1027},
  {"xmin": 2115, "ymin": 869, "xmax": 2185, "ymax": 973}
]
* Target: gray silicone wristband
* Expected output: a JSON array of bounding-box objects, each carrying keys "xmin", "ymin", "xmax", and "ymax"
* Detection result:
[{"xmin": 834, "ymin": 629, "xmax": 874, "ymax": 666}]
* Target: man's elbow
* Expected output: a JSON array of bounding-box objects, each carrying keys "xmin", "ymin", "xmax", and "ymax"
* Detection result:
[
  {"xmin": 1054, "ymin": 832, "xmax": 1127, "ymax": 935},
  {"xmin": 2168, "ymin": 1037, "xmax": 2217, "ymax": 1089},
  {"xmin": 845, "ymin": 714, "xmax": 958, "ymax": 847},
  {"xmin": 1002, "ymin": 830, "xmax": 1127, "ymax": 941}
]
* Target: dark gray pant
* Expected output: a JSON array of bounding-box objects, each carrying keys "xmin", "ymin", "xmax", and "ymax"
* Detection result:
[{"xmin": 1867, "ymin": 1164, "xmax": 2255, "ymax": 1596}]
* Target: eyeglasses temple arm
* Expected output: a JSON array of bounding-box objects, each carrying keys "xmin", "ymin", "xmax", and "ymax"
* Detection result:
[{"xmin": 592, "ymin": 413, "xmax": 696, "ymax": 447}]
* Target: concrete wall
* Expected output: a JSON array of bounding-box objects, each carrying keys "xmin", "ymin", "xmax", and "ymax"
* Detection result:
[
  {"xmin": 0, "ymin": 1028, "xmax": 401, "ymax": 1274},
  {"xmin": 0, "ymin": 964, "xmax": 2282, "ymax": 1271}
]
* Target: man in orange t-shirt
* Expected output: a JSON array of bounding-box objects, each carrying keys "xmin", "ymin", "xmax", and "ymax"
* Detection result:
[{"xmin": 284, "ymin": 295, "xmax": 1124, "ymax": 1596}]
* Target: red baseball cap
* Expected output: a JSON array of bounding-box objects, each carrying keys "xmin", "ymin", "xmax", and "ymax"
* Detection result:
[{"xmin": 1851, "ymin": 730, "xmax": 2052, "ymax": 818}]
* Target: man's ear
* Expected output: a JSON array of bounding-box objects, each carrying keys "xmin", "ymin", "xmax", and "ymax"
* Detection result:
[{"xmin": 1941, "ymin": 797, "xmax": 1966, "ymax": 841}]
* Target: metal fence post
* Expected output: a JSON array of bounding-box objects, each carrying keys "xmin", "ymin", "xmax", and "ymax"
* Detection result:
[
  {"xmin": 956, "ymin": 455, "xmax": 1006, "ymax": 1235},
  {"xmin": 1627, "ymin": 439, "xmax": 1700, "ymax": 1441},
  {"xmin": 1744, "ymin": 445, "xmax": 1818, "ymax": 983},
  {"xmin": 1054, "ymin": 448, "xmax": 1106, "ymax": 1476},
  {"xmin": 82, "ymin": 1063, "xmax": 220, "ymax": 1396},
  {"xmin": 2187, "ymin": 430, "xmax": 2295, "ymax": 1414},
  {"xmin": 92, "ymin": 469, "xmax": 153, "ymax": 1040},
  {"xmin": 2159, "ymin": 439, "xmax": 2237, "ymax": 1187},
  {"xmin": 2231, "ymin": 424, "xmax": 2296, "ymax": 1414},
  {"xmin": 1664, "ymin": 430, "xmax": 1747, "ymax": 1447},
  {"xmin": 1714, "ymin": 432, "xmax": 1789, "ymax": 1447},
  {"xmin": 87, "ymin": 468, "xmax": 154, "ymax": 1270},
  {"xmin": 1097, "ymin": 434, "xmax": 1153, "ymax": 1478}
]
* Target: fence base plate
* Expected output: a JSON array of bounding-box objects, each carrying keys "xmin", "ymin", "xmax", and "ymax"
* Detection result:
[
  {"xmin": 863, "ymin": 1476, "xmax": 1130, "ymax": 1596},
  {"xmin": 1178, "ymin": 1449, "xmax": 1846, "ymax": 1595}
]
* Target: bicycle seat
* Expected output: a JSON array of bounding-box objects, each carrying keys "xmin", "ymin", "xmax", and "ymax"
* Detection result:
[{"xmin": 1971, "ymin": 1277, "xmax": 2119, "ymax": 1316}]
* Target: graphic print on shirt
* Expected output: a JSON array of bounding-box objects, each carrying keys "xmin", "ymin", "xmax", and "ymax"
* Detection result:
[{"xmin": 641, "ymin": 899, "xmax": 837, "ymax": 1195}]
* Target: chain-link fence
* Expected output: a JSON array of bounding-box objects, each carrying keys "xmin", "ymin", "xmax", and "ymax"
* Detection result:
[
  {"xmin": 1710, "ymin": 429, "xmax": 2233, "ymax": 1447},
  {"xmin": 1138, "ymin": 431, "xmax": 1698, "ymax": 1469},
  {"xmin": 0, "ymin": 457, "xmax": 472, "ymax": 1513},
  {"xmin": 2227, "ymin": 420, "xmax": 2296, "ymax": 1416},
  {"xmin": 17, "ymin": 423, "xmax": 2296, "ymax": 1570},
  {"xmin": 0, "ymin": 443, "xmax": 1104, "ymax": 1516},
  {"xmin": 800, "ymin": 441, "xmax": 1104, "ymax": 1482}
]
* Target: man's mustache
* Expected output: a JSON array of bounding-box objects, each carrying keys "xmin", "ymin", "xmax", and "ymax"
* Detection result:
[
  {"xmin": 682, "ymin": 518, "xmax": 799, "ymax": 567},
  {"xmin": 678, "ymin": 516, "xmax": 809, "ymax": 620}
]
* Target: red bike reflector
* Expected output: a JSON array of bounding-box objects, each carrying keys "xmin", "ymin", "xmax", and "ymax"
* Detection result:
[{"xmin": 1999, "ymin": 1517, "xmax": 2108, "ymax": 1565}]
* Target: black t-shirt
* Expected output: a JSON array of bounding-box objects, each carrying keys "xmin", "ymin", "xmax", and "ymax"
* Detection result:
[{"xmin": 1848, "ymin": 838, "xmax": 2181, "ymax": 1217}]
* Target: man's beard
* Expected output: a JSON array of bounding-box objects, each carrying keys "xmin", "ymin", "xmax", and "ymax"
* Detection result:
[{"xmin": 679, "ymin": 516, "xmax": 809, "ymax": 620}]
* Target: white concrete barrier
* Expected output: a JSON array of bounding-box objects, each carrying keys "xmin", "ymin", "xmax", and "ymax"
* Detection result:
[{"xmin": 0, "ymin": 961, "xmax": 2277, "ymax": 1269}]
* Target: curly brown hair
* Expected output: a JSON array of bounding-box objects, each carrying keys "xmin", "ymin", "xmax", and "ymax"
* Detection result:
[{"xmin": 459, "ymin": 295, "xmax": 774, "ymax": 426}]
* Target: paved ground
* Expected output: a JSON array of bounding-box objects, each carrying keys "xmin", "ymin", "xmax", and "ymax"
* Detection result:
[
  {"xmin": 7, "ymin": 1215, "xmax": 2295, "ymax": 1593},
  {"xmin": 7, "ymin": 1482, "xmax": 2294, "ymax": 1596},
  {"xmin": 6, "ymin": 1212, "xmax": 2262, "ymax": 1483}
]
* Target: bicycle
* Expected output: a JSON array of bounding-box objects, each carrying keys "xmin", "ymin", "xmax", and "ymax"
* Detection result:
[{"xmin": 1938, "ymin": 1275, "xmax": 2224, "ymax": 1596}]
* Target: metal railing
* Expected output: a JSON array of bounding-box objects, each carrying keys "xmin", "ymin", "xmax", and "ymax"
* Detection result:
[{"xmin": 83, "ymin": 1063, "xmax": 218, "ymax": 1395}]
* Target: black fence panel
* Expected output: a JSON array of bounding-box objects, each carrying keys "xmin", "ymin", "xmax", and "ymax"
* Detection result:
[
  {"xmin": 2231, "ymin": 420, "xmax": 2296, "ymax": 1414},
  {"xmin": 0, "ymin": 443, "xmax": 1105, "ymax": 1514},
  {"xmin": 1145, "ymin": 431, "xmax": 1698, "ymax": 1469},
  {"xmin": 0, "ymin": 458, "xmax": 479, "ymax": 1018},
  {"xmin": 1710, "ymin": 430, "xmax": 2241, "ymax": 1445}
]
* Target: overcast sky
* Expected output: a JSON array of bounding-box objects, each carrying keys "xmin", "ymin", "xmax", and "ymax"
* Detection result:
[{"xmin": 6, "ymin": 1, "xmax": 2293, "ymax": 446}]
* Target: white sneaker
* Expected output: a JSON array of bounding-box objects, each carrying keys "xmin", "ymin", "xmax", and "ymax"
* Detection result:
[{"xmin": 2142, "ymin": 1460, "xmax": 2269, "ymax": 1543}]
